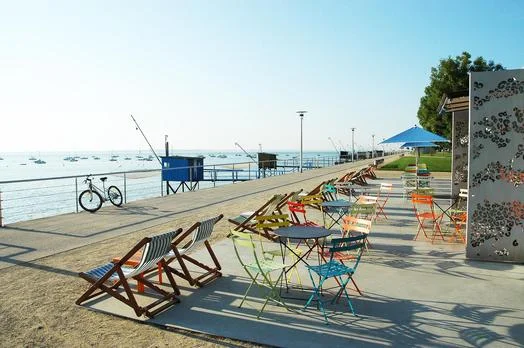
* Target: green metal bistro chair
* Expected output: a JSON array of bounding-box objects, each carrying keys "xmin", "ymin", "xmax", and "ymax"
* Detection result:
[
  {"xmin": 304, "ymin": 234, "xmax": 367, "ymax": 324},
  {"xmin": 230, "ymin": 230, "xmax": 290, "ymax": 319},
  {"xmin": 255, "ymin": 213, "xmax": 303, "ymax": 288}
]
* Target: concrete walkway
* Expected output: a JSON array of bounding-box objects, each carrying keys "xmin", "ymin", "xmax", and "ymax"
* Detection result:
[
  {"xmin": 0, "ymin": 158, "xmax": 381, "ymax": 270},
  {"xmin": 84, "ymin": 176, "xmax": 524, "ymax": 347}
]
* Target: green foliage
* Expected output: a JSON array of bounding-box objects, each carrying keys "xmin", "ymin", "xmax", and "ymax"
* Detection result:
[
  {"xmin": 380, "ymin": 155, "xmax": 451, "ymax": 172},
  {"xmin": 417, "ymin": 52, "xmax": 504, "ymax": 139}
]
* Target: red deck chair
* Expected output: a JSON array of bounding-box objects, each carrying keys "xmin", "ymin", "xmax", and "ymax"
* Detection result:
[{"xmin": 411, "ymin": 194, "xmax": 444, "ymax": 243}]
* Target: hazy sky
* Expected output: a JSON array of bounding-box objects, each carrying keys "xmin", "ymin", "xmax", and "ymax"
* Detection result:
[{"xmin": 1, "ymin": 0, "xmax": 523, "ymax": 153}]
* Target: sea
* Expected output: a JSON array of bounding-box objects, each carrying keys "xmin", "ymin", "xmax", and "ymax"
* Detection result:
[{"xmin": 0, "ymin": 150, "xmax": 340, "ymax": 224}]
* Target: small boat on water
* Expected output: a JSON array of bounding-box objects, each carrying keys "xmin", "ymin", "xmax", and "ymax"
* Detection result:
[
  {"xmin": 109, "ymin": 158, "xmax": 118, "ymax": 162},
  {"xmin": 92, "ymin": 156, "xmax": 100, "ymax": 160},
  {"xmin": 217, "ymin": 154, "xmax": 227, "ymax": 158},
  {"xmin": 124, "ymin": 157, "xmax": 132, "ymax": 160},
  {"xmin": 209, "ymin": 154, "xmax": 216, "ymax": 157},
  {"xmin": 34, "ymin": 159, "xmax": 46, "ymax": 164},
  {"xmin": 29, "ymin": 156, "xmax": 37, "ymax": 161},
  {"xmin": 20, "ymin": 163, "xmax": 27, "ymax": 165},
  {"xmin": 0, "ymin": 157, "xmax": 4, "ymax": 160},
  {"xmin": 80, "ymin": 157, "xmax": 88, "ymax": 160}
]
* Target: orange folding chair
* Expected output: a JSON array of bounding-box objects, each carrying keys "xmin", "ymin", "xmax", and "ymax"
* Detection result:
[
  {"xmin": 411, "ymin": 194, "xmax": 444, "ymax": 243},
  {"xmin": 450, "ymin": 212, "xmax": 467, "ymax": 243},
  {"xmin": 375, "ymin": 183, "xmax": 393, "ymax": 219},
  {"xmin": 318, "ymin": 215, "xmax": 371, "ymax": 297}
]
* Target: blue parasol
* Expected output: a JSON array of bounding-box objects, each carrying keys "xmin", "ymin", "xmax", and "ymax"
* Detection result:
[
  {"xmin": 400, "ymin": 142, "xmax": 438, "ymax": 149},
  {"xmin": 380, "ymin": 126, "xmax": 449, "ymax": 188},
  {"xmin": 380, "ymin": 125, "xmax": 449, "ymax": 144}
]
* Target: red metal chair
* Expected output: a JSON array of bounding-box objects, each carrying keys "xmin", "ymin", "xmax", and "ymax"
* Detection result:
[
  {"xmin": 411, "ymin": 194, "xmax": 444, "ymax": 243},
  {"xmin": 287, "ymin": 201, "xmax": 319, "ymax": 227}
]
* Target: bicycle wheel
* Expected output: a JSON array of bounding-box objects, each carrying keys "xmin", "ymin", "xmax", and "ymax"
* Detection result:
[
  {"xmin": 79, "ymin": 190, "xmax": 103, "ymax": 212},
  {"xmin": 107, "ymin": 186, "xmax": 123, "ymax": 207}
]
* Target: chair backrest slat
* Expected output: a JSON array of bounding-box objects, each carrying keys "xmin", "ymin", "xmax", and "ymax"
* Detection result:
[
  {"xmin": 263, "ymin": 194, "xmax": 286, "ymax": 215},
  {"xmin": 255, "ymin": 214, "xmax": 290, "ymax": 229},
  {"xmin": 129, "ymin": 231, "xmax": 177, "ymax": 278},
  {"xmin": 192, "ymin": 215, "xmax": 220, "ymax": 247}
]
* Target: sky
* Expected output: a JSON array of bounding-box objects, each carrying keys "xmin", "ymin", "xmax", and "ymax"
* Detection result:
[{"xmin": 1, "ymin": 0, "xmax": 523, "ymax": 153}]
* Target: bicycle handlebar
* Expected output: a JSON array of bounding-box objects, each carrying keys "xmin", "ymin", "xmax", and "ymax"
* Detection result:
[{"xmin": 84, "ymin": 175, "xmax": 93, "ymax": 184}]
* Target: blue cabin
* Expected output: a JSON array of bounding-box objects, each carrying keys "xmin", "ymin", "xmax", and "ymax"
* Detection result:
[{"xmin": 161, "ymin": 156, "xmax": 204, "ymax": 182}]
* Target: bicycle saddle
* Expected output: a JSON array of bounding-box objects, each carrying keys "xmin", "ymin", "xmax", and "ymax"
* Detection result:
[{"xmin": 100, "ymin": 177, "xmax": 107, "ymax": 182}]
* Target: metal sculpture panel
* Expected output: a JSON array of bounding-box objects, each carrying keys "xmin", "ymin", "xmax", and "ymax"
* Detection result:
[
  {"xmin": 452, "ymin": 110, "xmax": 469, "ymax": 197},
  {"xmin": 468, "ymin": 69, "xmax": 524, "ymax": 262}
]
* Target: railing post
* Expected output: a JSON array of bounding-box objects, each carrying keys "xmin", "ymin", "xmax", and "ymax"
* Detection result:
[
  {"xmin": 232, "ymin": 164, "xmax": 235, "ymax": 183},
  {"xmin": 248, "ymin": 162, "xmax": 251, "ymax": 180},
  {"xmin": 0, "ymin": 189, "xmax": 3, "ymax": 227},
  {"xmin": 75, "ymin": 178, "xmax": 79, "ymax": 213},
  {"xmin": 124, "ymin": 173, "xmax": 127, "ymax": 203},
  {"xmin": 213, "ymin": 165, "xmax": 216, "ymax": 187}
]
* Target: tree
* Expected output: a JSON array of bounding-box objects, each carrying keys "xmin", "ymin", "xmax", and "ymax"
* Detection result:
[{"xmin": 417, "ymin": 52, "xmax": 504, "ymax": 139}]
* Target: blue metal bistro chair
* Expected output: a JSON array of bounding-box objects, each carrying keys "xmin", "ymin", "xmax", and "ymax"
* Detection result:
[{"xmin": 304, "ymin": 234, "xmax": 366, "ymax": 324}]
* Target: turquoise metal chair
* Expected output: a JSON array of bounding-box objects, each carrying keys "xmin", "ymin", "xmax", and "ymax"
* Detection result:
[{"xmin": 304, "ymin": 234, "xmax": 366, "ymax": 324}]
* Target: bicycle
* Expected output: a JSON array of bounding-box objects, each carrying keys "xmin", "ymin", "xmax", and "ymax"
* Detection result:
[{"xmin": 78, "ymin": 175, "xmax": 123, "ymax": 212}]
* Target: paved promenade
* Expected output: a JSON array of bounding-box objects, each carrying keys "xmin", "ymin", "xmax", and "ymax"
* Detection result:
[{"xmin": 0, "ymin": 157, "xmax": 382, "ymax": 270}]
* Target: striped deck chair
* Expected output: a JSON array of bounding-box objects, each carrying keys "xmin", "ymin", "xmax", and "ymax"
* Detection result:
[
  {"xmin": 228, "ymin": 192, "xmax": 295, "ymax": 239},
  {"xmin": 164, "ymin": 215, "xmax": 224, "ymax": 287},
  {"xmin": 76, "ymin": 230, "xmax": 182, "ymax": 318}
]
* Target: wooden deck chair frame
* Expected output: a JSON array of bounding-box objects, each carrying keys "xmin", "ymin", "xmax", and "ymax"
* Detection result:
[
  {"xmin": 164, "ymin": 214, "xmax": 224, "ymax": 287},
  {"xmin": 76, "ymin": 229, "xmax": 182, "ymax": 318},
  {"xmin": 228, "ymin": 192, "xmax": 294, "ymax": 239}
]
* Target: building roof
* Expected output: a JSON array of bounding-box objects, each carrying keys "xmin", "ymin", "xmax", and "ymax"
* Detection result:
[{"xmin": 437, "ymin": 90, "xmax": 469, "ymax": 115}]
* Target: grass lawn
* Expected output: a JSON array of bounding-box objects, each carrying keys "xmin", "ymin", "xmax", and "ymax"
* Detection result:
[{"xmin": 381, "ymin": 155, "xmax": 451, "ymax": 172}]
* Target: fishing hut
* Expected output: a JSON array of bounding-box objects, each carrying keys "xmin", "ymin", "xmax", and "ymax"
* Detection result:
[
  {"xmin": 161, "ymin": 156, "xmax": 204, "ymax": 194},
  {"xmin": 338, "ymin": 151, "xmax": 350, "ymax": 163},
  {"xmin": 257, "ymin": 152, "xmax": 277, "ymax": 177}
]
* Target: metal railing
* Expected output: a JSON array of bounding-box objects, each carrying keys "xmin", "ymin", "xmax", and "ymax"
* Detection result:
[{"xmin": 0, "ymin": 156, "xmax": 354, "ymax": 226}]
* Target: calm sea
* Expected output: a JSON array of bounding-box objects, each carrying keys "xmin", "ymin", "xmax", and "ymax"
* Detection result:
[{"xmin": 0, "ymin": 150, "xmax": 339, "ymax": 224}]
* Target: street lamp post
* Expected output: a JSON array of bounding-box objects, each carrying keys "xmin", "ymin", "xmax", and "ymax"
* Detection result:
[
  {"xmin": 297, "ymin": 111, "xmax": 307, "ymax": 172},
  {"xmin": 372, "ymin": 134, "xmax": 375, "ymax": 158},
  {"xmin": 351, "ymin": 128, "xmax": 355, "ymax": 162}
]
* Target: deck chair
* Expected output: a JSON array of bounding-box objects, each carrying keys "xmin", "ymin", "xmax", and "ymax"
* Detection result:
[
  {"xmin": 411, "ymin": 194, "xmax": 444, "ymax": 243},
  {"xmin": 228, "ymin": 193, "xmax": 290, "ymax": 239},
  {"xmin": 304, "ymin": 234, "xmax": 367, "ymax": 324},
  {"xmin": 352, "ymin": 168, "xmax": 369, "ymax": 186},
  {"xmin": 163, "ymin": 215, "xmax": 223, "ymax": 287},
  {"xmin": 76, "ymin": 230, "xmax": 182, "ymax": 318},
  {"xmin": 230, "ymin": 230, "xmax": 290, "ymax": 319}
]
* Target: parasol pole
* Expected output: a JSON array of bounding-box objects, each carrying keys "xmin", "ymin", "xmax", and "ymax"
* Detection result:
[{"xmin": 416, "ymin": 147, "xmax": 420, "ymax": 190}]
